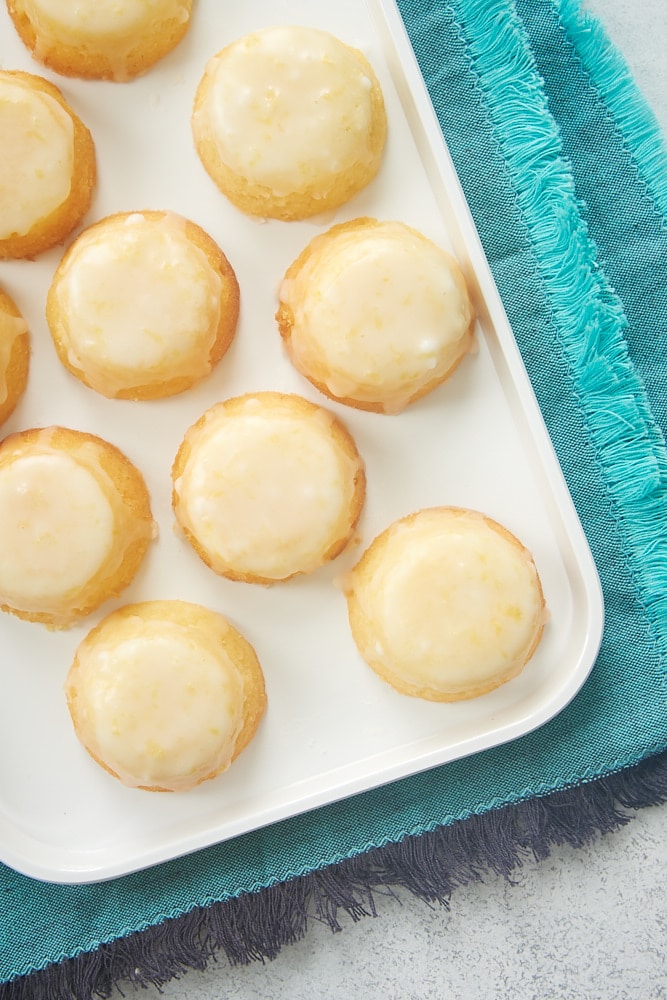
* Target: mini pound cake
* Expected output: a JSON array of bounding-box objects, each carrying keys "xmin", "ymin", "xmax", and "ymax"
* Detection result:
[
  {"xmin": 172, "ymin": 392, "xmax": 366, "ymax": 583},
  {"xmin": 342, "ymin": 507, "xmax": 546, "ymax": 701},
  {"xmin": 0, "ymin": 71, "xmax": 95, "ymax": 260},
  {"xmin": 6, "ymin": 0, "xmax": 193, "ymax": 81},
  {"xmin": 192, "ymin": 26, "xmax": 387, "ymax": 220},
  {"xmin": 277, "ymin": 218, "xmax": 475, "ymax": 413},
  {"xmin": 0, "ymin": 288, "xmax": 30, "ymax": 426},
  {"xmin": 65, "ymin": 601, "xmax": 267, "ymax": 792},
  {"xmin": 0, "ymin": 426, "xmax": 155, "ymax": 628},
  {"xmin": 47, "ymin": 211, "xmax": 239, "ymax": 400}
]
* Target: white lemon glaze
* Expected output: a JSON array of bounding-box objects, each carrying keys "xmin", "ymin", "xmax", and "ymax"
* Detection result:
[
  {"xmin": 346, "ymin": 509, "xmax": 545, "ymax": 695},
  {"xmin": 0, "ymin": 312, "xmax": 28, "ymax": 405},
  {"xmin": 20, "ymin": 0, "xmax": 190, "ymax": 36},
  {"xmin": 70, "ymin": 618, "xmax": 245, "ymax": 791},
  {"xmin": 0, "ymin": 428, "xmax": 156, "ymax": 621},
  {"xmin": 175, "ymin": 396, "xmax": 361, "ymax": 580},
  {"xmin": 51, "ymin": 213, "xmax": 223, "ymax": 395},
  {"xmin": 0, "ymin": 74, "xmax": 74, "ymax": 239},
  {"xmin": 18, "ymin": 0, "xmax": 191, "ymax": 79},
  {"xmin": 0, "ymin": 451, "xmax": 114, "ymax": 612},
  {"xmin": 194, "ymin": 26, "xmax": 377, "ymax": 198},
  {"xmin": 281, "ymin": 222, "xmax": 474, "ymax": 413}
]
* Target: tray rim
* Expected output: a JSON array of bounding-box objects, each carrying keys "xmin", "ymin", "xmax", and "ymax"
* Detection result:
[{"xmin": 0, "ymin": 0, "xmax": 604, "ymax": 884}]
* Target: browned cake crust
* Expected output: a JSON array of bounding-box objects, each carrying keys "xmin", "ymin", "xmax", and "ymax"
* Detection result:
[
  {"xmin": 0, "ymin": 71, "xmax": 96, "ymax": 260},
  {"xmin": 0, "ymin": 287, "xmax": 30, "ymax": 426},
  {"xmin": 46, "ymin": 210, "xmax": 240, "ymax": 400},
  {"xmin": 172, "ymin": 392, "xmax": 367, "ymax": 584},
  {"xmin": 276, "ymin": 218, "xmax": 476, "ymax": 414},
  {"xmin": 344, "ymin": 507, "xmax": 547, "ymax": 702},
  {"xmin": 65, "ymin": 600, "xmax": 268, "ymax": 792},
  {"xmin": 191, "ymin": 28, "xmax": 387, "ymax": 220},
  {"xmin": 0, "ymin": 426, "xmax": 155, "ymax": 627},
  {"xmin": 6, "ymin": 0, "xmax": 194, "ymax": 81}
]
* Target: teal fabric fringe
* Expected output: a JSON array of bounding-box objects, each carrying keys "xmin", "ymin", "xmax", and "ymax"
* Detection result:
[
  {"xmin": 2, "ymin": 750, "xmax": 666, "ymax": 999},
  {"xmin": 559, "ymin": 0, "xmax": 667, "ymax": 218},
  {"xmin": 451, "ymin": 0, "xmax": 667, "ymax": 659}
]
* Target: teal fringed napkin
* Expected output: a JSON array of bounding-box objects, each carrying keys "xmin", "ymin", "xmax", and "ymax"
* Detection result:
[{"xmin": 2, "ymin": 0, "xmax": 666, "ymax": 993}]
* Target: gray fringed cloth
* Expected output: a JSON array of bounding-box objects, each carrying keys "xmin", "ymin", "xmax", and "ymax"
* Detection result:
[
  {"xmin": 4, "ymin": 753, "xmax": 667, "ymax": 998},
  {"xmin": 1, "ymin": 0, "xmax": 667, "ymax": 996}
]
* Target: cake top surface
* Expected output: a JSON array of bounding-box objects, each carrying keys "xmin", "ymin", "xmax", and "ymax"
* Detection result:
[
  {"xmin": 0, "ymin": 308, "xmax": 28, "ymax": 406},
  {"xmin": 0, "ymin": 73, "xmax": 74, "ymax": 240},
  {"xmin": 195, "ymin": 26, "xmax": 380, "ymax": 197},
  {"xmin": 280, "ymin": 220, "xmax": 475, "ymax": 412},
  {"xmin": 68, "ymin": 610, "xmax": 246, "ymax": 791},
  {"xmin": 345, "ymin": 508, "xmax": 546, "ymax": 695},
  {"xmin": 49, "ymin": 212, "xmax": 224, "ymax": 395},
  {"xmin": 16, "ymin": 0, "xmax": 191, "ymax": 38},
  {"xmin": 174, "ymin": 393, "xmax": 363, "ymax": 580}
]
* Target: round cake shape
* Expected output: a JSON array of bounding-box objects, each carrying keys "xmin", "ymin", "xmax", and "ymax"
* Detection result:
[
  {"xmin": 47, "ymin": 211, "xmax": 239, "ymax": 400},
  {"xmin": 0, "ymin": 70, "xmax": 96, "ymax": 260},
  {"xmin": 343, "ymin": 507, "xmax": 547, "ymax": 701},
  {"xmin": 172, "ymin": 392, "xmax": 366, "ymax": 583},
  {"xmin": 0, "ymin": 288, "xmax": 30, "ymax": 426},
  {"xmin": 191, "ymin": 25, "xmax": 387, "ymax": 220},
  {"xmin": 6, "ymin": 0, "xmax": 193, "ymax": 81},
  {"xmin": 276, "ymin": 218, "xmax": 475, "ymax": 414},
  {"xmin": 0, "ymin": 426, "xmax": 156, "ymax": 628},
  {"xmin": 65, "ymin": 601, "xmax": 267, "ymax": 792}
]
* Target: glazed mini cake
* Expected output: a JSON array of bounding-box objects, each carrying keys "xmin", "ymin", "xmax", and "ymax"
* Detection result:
[
  {"xmin": 47, "ymin": 211, "xmax": 239, "ymax": 400},
  {"xmin": 0, "ymin": 427, "xmax": 155, "ymax": 628},
  {"xmin": 65, "ymin": 601, "xmax": 267, "ymax": 792},
  {"xmin": 276, "ymin": 218, "xmax": 475, "ymax": 414},
  {"xmin": 0, "ymin": 71, "xmax": 95, "ymax": 260},
  {"xmin": 192, "ymin": 25, "xmax": 387, "ymax": 220},
  {"xmin": 172, "ymin": 392, "xmax": 366, "ymax": 584},
  {"xmin": 0, "ymin": 288, "xmax": 30, "ymax": 426},
  {"xmin": 6, "ymin": 0, "xmax": 193, "ymax": 81},
  {"xmin": 343, "ymin": 507, "xmax": 546, "ymax": 701}
]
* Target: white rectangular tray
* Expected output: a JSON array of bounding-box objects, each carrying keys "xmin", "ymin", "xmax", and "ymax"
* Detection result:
[{"xmin": 0, "ymin": 0, "xmax": 603, "ymax": 884}]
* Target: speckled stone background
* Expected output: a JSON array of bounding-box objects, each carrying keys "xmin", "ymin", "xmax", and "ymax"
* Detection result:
[{"xmin": 110, "ymin": 2, "xmax": 667, "ymax": 996}]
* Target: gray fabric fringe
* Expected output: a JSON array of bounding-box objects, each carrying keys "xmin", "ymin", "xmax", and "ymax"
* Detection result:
[{"xmin": 3, "ymin": 750, "xmax": 667, "ymax": 999}]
